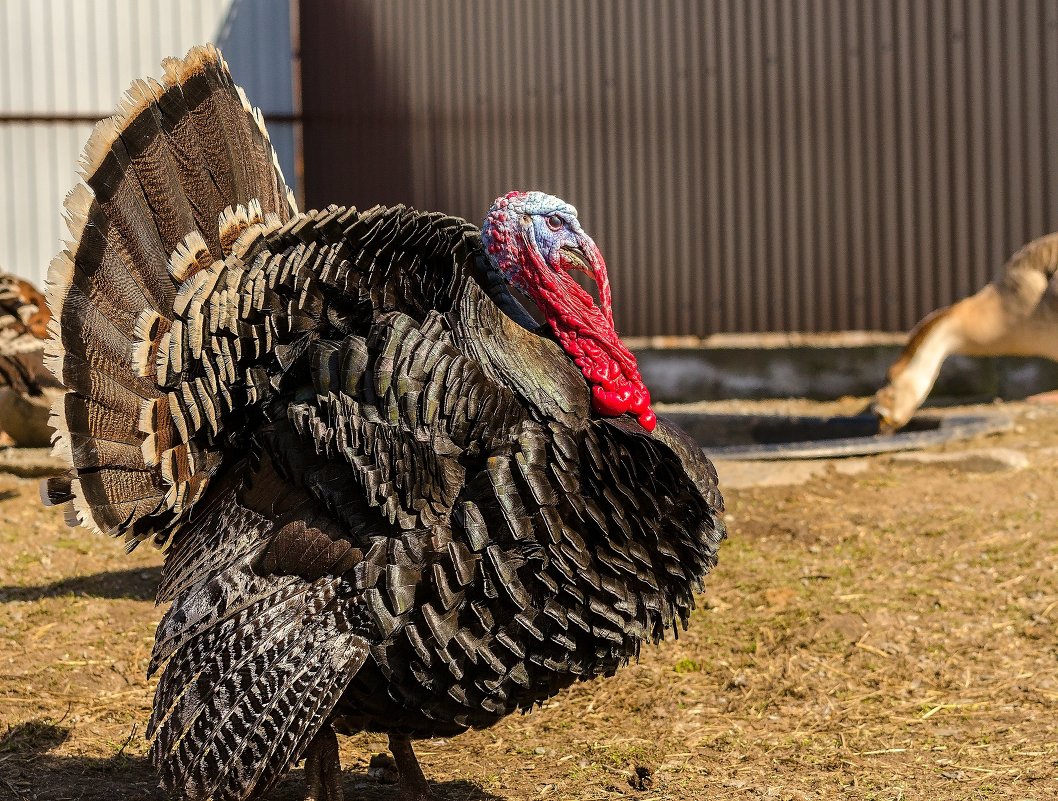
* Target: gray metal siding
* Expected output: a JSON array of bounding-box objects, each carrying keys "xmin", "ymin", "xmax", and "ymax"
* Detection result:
[
  {"xmin": 0, "ymin": 120, "xmax": 96, "ymax": 293},
  {"xmin": 0, "ymin": 0, "xmax": 298, "ymax": 287},
  {"xmin": 301, "ymin": 0, "xmax": 1058, "ymax": 335}
]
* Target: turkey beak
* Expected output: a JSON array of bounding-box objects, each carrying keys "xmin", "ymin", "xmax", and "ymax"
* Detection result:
[
  {"xmin": 560, "ymin": 236, "xmax": 615, "ymax": 327},
  {"xmin": 872, "ymin": 406, "xmax": 898, "ymax": 435},
  {"xmin": 559, "ymin": 246, "xmax": 596, "ymax": 279}
]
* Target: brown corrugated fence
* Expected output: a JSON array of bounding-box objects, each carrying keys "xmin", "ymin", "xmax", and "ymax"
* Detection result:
[{"xmin": 300, "ymin": 0, "xmax": 1058, "ymax": 336}]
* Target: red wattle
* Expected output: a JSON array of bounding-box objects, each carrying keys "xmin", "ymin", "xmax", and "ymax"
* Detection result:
[
  {"xmin": 543, "ymin": 301, "xmax": 656, "ymax": 430},
  {"xmin": 484, "ymin": 200, "xmax": 656, "ymax": 433},
  {"xmin": 579, "ymin": 344, "xmax": 651, "ymax": 431},
  {"xmin": 592, "ymin": 385, "xmax": 629, "ymax": 416}
]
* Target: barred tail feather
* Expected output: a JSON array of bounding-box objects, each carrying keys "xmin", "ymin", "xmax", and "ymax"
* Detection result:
[
  {"xmin": 44, "ymin": 44, "xmax": 297, "ymax": 544},
  {"xmin": 146, "ymin": 496, "xmax": 369, "ymax": 801}
]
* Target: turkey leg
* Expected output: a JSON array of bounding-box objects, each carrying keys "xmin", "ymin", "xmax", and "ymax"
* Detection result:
[
  {"xmin": 304, "ymin": 725, "xmax": 344, "ymax": 801},
  {"xmin": 388, "ymin": 735, "xmax": 437, "ymax": 801}
]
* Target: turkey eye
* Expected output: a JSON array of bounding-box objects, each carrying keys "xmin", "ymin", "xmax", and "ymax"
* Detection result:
[{"xmin": 546, "ymin": 214, "xmax": 564, "ymax": 231}]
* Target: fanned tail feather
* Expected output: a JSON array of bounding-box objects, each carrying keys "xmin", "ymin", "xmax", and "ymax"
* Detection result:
[
  {"xmin": 147, "ymin": 491, "xmax": 370, "ymax": 801},
  {"xmin": 43, "ymin": 44, "xmax": 297, "ymax": 544}
]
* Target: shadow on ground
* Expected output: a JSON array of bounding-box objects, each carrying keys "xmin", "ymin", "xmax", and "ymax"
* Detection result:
[
  {"xmin": 0, "ymin": 721, "xmax": 163, "ymax": 801},
  {"xmin": 0, "ymin": 722, "xmax": 505, "ymax": 801},
  {"xmin": 0, "ymin": 566, "xmax": 162, "ymax": 602}
]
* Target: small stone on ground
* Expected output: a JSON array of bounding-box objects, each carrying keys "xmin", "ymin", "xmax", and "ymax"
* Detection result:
[{"xmin": 367, "ymin": 752, "xmax": 399, "ymax": 784}]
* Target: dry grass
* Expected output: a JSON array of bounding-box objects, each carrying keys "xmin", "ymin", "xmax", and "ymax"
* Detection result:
[{"xmin": 3, "ymin": 403, "xmax": 1058, "ymax": 800}]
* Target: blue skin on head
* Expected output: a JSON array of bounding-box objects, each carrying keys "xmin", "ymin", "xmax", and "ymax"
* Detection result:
[{"xmin": 482, "ymin": 191, "xmax": 588, "ymax": 284}]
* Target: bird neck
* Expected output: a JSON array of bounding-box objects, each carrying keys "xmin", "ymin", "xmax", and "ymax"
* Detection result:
[
  {"xmin": 510, "ymin": 250, "xmax": 656, "ymax": 433},
  {"xmin": 885, "ymin": 305, "xmax": 962, "ymax": 420}
]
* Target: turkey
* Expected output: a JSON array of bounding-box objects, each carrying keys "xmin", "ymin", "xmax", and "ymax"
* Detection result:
[
  {"xmin": 873, "ymin": 232, "xmax": 1058, "ymax": 430},
  {"xmin": 0, "ymin": 271, "xmax": 60, "ymax": 446},
  {"xmin": 42, "ymin": 45, "xmax": 726, "ymax": 801}
]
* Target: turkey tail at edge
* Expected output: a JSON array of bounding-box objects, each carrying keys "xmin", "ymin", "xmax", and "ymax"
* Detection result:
[
  {"xmin": 0, "ymin": 274, "xmax": 56, "ymax": 396},
  {"xmin": 0, "ymin": 349, "xmax": 56, "ymax": 395},
  {"xmin": 42, "ymin": 43, "xmax": 297, "ymax": 546}
]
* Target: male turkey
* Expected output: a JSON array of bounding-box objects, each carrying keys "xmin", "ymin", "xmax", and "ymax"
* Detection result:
[
  {"xmin": 0, "ymin": 272, "xmax": 59, "ymax": 446},
  {"xmin": 43, "ymin": 45, "xmax": 726, "ymax": 801}
]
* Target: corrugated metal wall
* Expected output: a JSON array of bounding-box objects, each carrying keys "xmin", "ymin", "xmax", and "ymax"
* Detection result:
[
  {"xmin": 300, "ymin": 0, "xmax": 1058, "ymax": 336},
  {"xmin": 0, "ymin": 0, "xmax": 299, "ymax": 288}
]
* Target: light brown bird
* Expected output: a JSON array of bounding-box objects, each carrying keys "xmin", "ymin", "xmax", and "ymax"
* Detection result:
[{"xmin": 873, "ymin": 233, "xmax": 1058, "ymax": 430}]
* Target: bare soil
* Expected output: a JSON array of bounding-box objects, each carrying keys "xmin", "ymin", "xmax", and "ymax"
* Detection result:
[{"xmin": 3, "ymin": 401, "xmax": 1058, "ymax": 800}]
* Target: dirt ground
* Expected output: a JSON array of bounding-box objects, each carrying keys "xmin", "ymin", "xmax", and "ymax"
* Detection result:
[{"xmin": 3, "ymin": 401, "xmax": 1058, "ymax": 801}]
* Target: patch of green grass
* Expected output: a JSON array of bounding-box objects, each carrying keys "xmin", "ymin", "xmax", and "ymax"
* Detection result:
[{"xmin": 601, "ymin": 742, "xmax": 650, "ymax": 766}]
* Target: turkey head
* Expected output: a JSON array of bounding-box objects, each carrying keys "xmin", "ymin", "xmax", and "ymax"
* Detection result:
[{"xmin": 481, "ymin": 190, "xmax": 656, "ymax": 431}]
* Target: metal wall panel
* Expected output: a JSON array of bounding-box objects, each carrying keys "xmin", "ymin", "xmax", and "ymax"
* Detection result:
[
  {"xmin": 0, "ymin": 0, "xmax": 297, "ymax": 287},
  {"xmin": 301, "ymin": 0, "xmax": 1058, "ymax": 335}
]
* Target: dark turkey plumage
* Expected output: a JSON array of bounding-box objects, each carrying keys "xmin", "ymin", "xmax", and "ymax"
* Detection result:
[{"xmin": 43, "ymin": 45, "xmax": 726, "ymax": 801}]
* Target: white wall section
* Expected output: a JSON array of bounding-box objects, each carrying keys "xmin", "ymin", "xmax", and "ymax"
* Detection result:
[{"xmin": 0, "ymin": 0, "xmax": 297, "ymax": 286}]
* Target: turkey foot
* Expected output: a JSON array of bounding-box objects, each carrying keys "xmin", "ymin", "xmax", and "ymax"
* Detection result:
[
  {"xmin": 388, "ymin": 735, "xmax": 438, "ymax": 801},
  {"xmin": 304, "ymin": 725, "xmax": 344, "ymax": 801}
]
